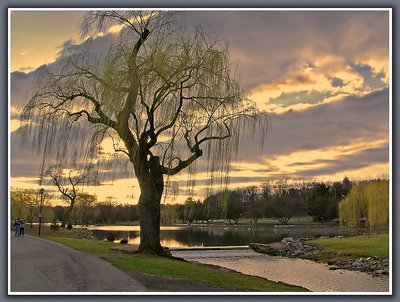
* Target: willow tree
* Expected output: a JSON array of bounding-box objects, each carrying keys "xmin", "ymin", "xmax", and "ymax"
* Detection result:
[
  {"xmin": 339, "ymin": 180, "xmax": 389, "ymax": 229},
  {"xmin": 22, "ymin": 11, "xmax": 267, "ymax": 254}
]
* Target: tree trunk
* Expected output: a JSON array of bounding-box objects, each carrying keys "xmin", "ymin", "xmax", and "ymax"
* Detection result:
[
  {"xmin": 135, "ymin": 156, "xmax": 165, "ymax": 255},
  {"xmin": 61, "ymin": 200, "xmax": 75, "ymax": 228}
]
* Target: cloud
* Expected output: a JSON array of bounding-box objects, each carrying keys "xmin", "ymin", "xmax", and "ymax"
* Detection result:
[
  {"xmin": 351, "ymin": 63, "xmax": 387, "ymax": 90},
  {"xmin": 183, "ymin": 11, "xmax": 389, "ymax": 92},
  {"xmin": 10, "ymin": 11, "xmax": 389, "ymax": 199},
  {"xmin": 330, "ymin": 77, "xmax": 344, "ymax": 88},
  {"xmin": 292, "ymin": 146, "xmax": 388, "ymax": 177},
  {"xmin": 11, "ymin": 127, "xmax": 43, "ymax": 178},
  {"xmin": 20, "ymin": 50, "xmax": 28, "ymax": 56},
  {"xmin": 236, "ymin": 88, "xmax": 389, "ymax": 168}
]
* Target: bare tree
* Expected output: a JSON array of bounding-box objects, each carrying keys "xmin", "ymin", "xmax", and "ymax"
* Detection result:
[
  {"xmin": 22, "ymin": 11, "xmax": 268, "ymax": 254},
  {"xmin": 47, "ymin": 168, "xmax": 90, "ymax": 227}
]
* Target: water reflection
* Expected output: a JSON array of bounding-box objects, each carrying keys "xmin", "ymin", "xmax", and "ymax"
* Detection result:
[{"xmin": 88, "ymin": 225, "xmax": 373, "ymax": 248}]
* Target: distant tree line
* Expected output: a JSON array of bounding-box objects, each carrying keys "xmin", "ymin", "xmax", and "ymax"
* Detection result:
[
  {"xmin": 15, "ymin": 176, "xmax": 386, "ymax": 227},
  {"xmin": 10, "ymin": 191, "xmax": 139, "ymax": 226},
  {"xmin": 161, "ymin": 178, "xmax": 353, "ymax": 225}
]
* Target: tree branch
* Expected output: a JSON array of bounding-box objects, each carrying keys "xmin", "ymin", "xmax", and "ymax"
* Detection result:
[{"xmin": 161, "ymin": 148, "xmax": 203, "ymax": 176}]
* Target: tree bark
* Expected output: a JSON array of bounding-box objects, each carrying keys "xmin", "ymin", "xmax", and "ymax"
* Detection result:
[{"xmin": 135, "ymin": 156, "xmax": 165, "ymax": 255}]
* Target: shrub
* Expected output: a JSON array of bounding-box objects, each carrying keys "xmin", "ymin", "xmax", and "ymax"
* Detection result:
[
  {"xmin": 66, "ymin": 222, "xmax": 73, "ymax": 230},
  {"xmin": 106, "ymin": 233, "xmax": 117, "ymax": 242},
  {"xmin": 50, "ymin": 219, "xmax": 60, "ymax": 232},
  {"xmin": 120, "ymin": 238, "xmax": 128, "ymax": 244}
]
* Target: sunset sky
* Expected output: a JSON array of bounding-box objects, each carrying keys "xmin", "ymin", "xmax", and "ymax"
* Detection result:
[{"xmin": 10, "ymin": 9, "xmax": 390, "ymax": 204}]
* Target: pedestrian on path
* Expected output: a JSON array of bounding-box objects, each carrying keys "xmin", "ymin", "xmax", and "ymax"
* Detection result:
[
  {"xmin": 13, "ymin": 219, "xmax": 21, "ymax": 237},
  {"xmin": 19, "ymin": 219, "xmax": 25, "ymax": 236}
]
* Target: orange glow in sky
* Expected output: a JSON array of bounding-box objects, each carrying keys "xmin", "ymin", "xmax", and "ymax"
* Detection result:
[{"xmin": 10, "ymin": 10, "xmax": 390, "ymax": 204}]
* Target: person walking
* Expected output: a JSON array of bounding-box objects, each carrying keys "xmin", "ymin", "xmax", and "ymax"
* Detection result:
[
  {"xmin": 13, "ymin": 219, "xmax": 20, "ymax": 237},
  {"xmin": 19, "ymin": 219, "xmax": 25, "ymax": 236}
]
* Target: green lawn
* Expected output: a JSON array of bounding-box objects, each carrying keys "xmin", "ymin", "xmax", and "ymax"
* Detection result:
[
  {"xmin": 306, "ymin": 234, "xmax": 389, "ymax": 259},
  {"xmin": 42, "ymin": 236, "xmax": 122, "ymax": 254},
  {"xmin": 105, "ymin": 255, "xmax": 308, "ymax": 292}
]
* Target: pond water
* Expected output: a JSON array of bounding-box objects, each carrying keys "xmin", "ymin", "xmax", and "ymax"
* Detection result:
[
  {"xmin": 88, "ymin": 224, "xmax": 373, "ymax": 248},
  {"xmin": 171, "ymin": 249, "xmax": 389, "ymax": 292}
]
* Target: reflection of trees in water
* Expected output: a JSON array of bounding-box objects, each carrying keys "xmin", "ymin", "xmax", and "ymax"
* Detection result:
[
  {"xmin": 92, "ymin": 227, "xmax": 284, "ymax": 245},
  {"xmin": 91, "ymin": 226, "xmax": 375, "ymax": 246},
  {"xmin": 159, "ymin": 227, "xmax": 285, "ymax": 246}
]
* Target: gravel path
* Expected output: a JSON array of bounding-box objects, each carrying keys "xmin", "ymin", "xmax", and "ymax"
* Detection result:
[{"xmin": 10, "ymin": 234, "xmax": 147, "ymax": 292}]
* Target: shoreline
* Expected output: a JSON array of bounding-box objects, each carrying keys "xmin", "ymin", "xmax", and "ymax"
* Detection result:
[{"xmin": 249, "ymin": 236, "xmax": 389, "ymax": 277}]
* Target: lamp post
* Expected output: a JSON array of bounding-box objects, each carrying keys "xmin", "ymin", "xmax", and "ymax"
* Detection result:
[{"xmin": 38, "ymin": 188, "xmax": 44, "ymax": 236}]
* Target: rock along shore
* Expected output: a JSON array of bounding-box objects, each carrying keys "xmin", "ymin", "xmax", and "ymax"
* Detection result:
[{"xmin": 249, "ymin": 237, "xmax": 389, "ymax": 277}]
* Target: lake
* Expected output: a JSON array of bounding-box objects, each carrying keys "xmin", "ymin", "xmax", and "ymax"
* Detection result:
[{"xmin": 87, "ymin": 224, "xmax": 374, "ymax": 248}]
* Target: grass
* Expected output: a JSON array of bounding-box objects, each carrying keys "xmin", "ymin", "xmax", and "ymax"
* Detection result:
[
  {"xmin": 25, "ymin": 225, "xmax": 122, "ymax": 254},
  {"xmin": 25, "ymin": 225, "xmax": 80, "ymax": 238},
  {"xmin": 42, "ymin": 236, "xmax": 122, "ymax": 254},
  {"xmin": 105, "ymin": 255, "xmax": 308, "ymax": 292},
  {"xmin": 306, "ymin": 234, "xmax": 389, "ymax": 259}
]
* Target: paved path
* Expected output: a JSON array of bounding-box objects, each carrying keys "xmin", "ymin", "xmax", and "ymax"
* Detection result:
[{"xmin": 11, "ymin": 234, "xmax": 147, "ymax": 292}]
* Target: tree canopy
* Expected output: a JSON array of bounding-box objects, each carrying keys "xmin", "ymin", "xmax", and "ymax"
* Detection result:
[
  {"xmin": 22, "ymin": 11, "xmax": 268, "ymax": 254},
  {"xmin": 339, "ymin": 180, "xmax": 389, "ymax": 229},
  {"xmin": 23, "ymin": 11, "xmax": 267, "ymax": 182}
]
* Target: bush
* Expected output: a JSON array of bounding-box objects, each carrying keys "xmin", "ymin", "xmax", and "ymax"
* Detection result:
[
  {"xmin": 50, "ymin": 219, "xmax": 60, "ymax": 232},
  {"xmin": 66, "ymin": 222, "xmax": 73, "ymax": 230},
  {"xmin": 106, "ymin": 233, "xmax": 117, "ymax": 242},
  {"xmin": 120, "ymin": 238, "xmax": 128, "ymax": 244}
]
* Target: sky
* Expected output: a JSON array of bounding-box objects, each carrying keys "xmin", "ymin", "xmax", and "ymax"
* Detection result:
[{"xmin": 10, "ymin": 10, "xmax": 390, "ymax": 204}]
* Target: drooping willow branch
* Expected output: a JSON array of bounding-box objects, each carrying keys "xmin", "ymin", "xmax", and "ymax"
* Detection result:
[{"xmin": 22, "ymin": 10, "xmax": 269, "ymax": 200}]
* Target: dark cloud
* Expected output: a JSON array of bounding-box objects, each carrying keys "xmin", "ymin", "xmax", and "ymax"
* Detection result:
[
  {"xmin": 293, "ymin": 146, "xmax": 388, "ymax": 177},
  {"xmin": 11, "ymin": 71, "xmax": 35, "ymax": 108},
  {"xmin": 287, "ymin": 161, "xmax": 321, "ymax": 167},
  {"xmin": 57, "ymin": 39, "xmax": 75, "ymax": 49},
  {"xmin": 330, "ymin": 77, "xmax": 344, "ymax": 88},
  {"xmin": 351, "ymin": 63, "xmax": 387, "ymax": 90},
  {"xmin": 11, "ymin": 127, "xmax": 43, "ymax": 178},
  {"xmin": 10, "ymin": 33, "xmax": 119, "ymax": 113},
  {"xmin": 252, "ymin": 165, "xmax": 281, "ymax": 173}
]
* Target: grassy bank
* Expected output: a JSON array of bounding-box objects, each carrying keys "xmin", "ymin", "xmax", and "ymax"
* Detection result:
[
  {"xmin": 105, "ymin": 256, "xmax": 307, "ymax": 292},
  {"xmin": 40, "ymin": 235, "xmax": 307, "ymax": 292},
  {"xmin": 24, "ymin": 225, "xmax": 80, "ymax": 238},
  {"xmin": 306, "ymin": 234, "xmax": 389, "ymax": 259},
  {"xmin": 41, "ymin": 236, "xmax": 122, "ymax": 254}
]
